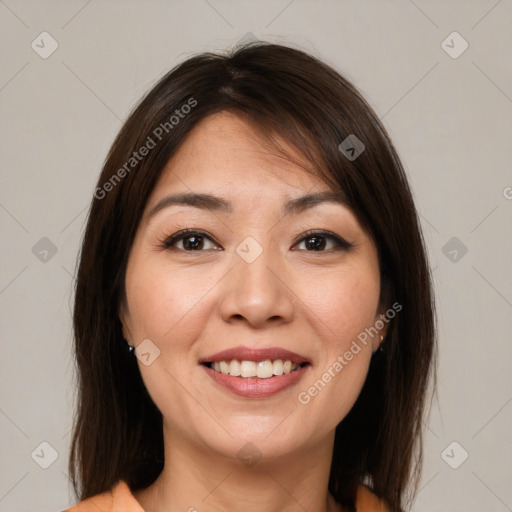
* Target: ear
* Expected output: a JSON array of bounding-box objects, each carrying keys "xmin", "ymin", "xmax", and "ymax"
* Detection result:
[
  {"xmin": 373, "ymin": 275, "xmax": 393, "ymax": 351},
  {"xmin": 372, "ymin": 305, "xmax": 391, "ymax": 352},
  {"xmin": 119, "ymin": 298, "xmax": 133, "ymax": 342}
]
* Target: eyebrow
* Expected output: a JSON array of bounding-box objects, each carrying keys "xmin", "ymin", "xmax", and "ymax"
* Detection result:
[{"xmin": 146, "ymin": 190, "xmax": 348, "ymax": 221}]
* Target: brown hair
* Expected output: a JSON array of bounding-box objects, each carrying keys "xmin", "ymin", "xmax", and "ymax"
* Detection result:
[{"xmin": 68, "ymin": 41, "xmax": 436, "ymax": 512}]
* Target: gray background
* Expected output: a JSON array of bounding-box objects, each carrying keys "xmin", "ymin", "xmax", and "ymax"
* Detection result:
[{"xmin": 1, "ymin": 1, "xmax": 511, "ymax": 511}]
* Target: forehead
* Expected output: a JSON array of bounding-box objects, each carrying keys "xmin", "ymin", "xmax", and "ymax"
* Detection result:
[
  {"xmin": 150, "ymin": 111, "xmax": 327, "ymax": 200},
  {"xmin": 138, "ymin": 111, "xmax": 369, "ymax": 244}
]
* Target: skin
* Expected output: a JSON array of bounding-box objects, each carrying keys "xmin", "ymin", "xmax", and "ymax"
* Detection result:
[{"xmin": 120, "ymin": 111, "xmax": 388, "ymax": 512}]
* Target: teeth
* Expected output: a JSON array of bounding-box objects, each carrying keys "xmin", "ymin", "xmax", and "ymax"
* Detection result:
[
  {"xmin": 240, "ymin": 361, "xmax": 257, "ymax": 377},
  {"xmin": 209, "ymin": 359, "xmax": 302, "ymax": 378},
  {"xmin": 229, "ymin": 359, "xmax": 241, "ymax": 376},
  {"xmin": 273, "ymin": 359, "xmax": 284, "ymax": 375},
  {"xmin": 256, "ymin": 360, "xmax": 273, "ymax": 379}
]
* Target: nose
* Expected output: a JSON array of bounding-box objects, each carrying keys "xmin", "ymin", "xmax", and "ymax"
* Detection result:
[{"xmin": 219, "ymin": 244, "xmax": 295, "ymax": 329}]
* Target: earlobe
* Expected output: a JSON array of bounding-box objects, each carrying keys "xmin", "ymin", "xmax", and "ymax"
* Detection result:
[
  {"xmin": 380, "ymin": 320, "xmax": 390, "ymax": 342},
  {"xmin": 373, "ymin": 308, "xmax": 391, "ymax": 352},
  {"xmin": 377, "ymin": 333, "xmax": 384, "ymax": 352}
]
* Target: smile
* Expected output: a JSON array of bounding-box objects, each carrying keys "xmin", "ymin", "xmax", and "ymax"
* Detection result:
[
  {"xmin": 199, "ymin": 345, "xmax": 311, "ymax": 398},
  {"xmin": 205, "ymin": 359, "xmax": 305, "ymax": 378}
]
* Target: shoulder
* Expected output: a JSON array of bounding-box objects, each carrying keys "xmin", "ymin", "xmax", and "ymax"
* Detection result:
[
  {"xmin": 62, "ymin": 487, "xmax": 113, "ymax": 512},
  {"xmin": 62, "ymin": 480, "xmax": 144, "ymax": 512},
  {"xmin": 355, "ymin": 484, "xmax": 391, "ymax": 511}
]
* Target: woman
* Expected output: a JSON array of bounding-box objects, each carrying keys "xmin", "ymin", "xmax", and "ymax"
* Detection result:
[{"xmin": 64, "ymin": 41, "xmax": 436, "ymax": 512}]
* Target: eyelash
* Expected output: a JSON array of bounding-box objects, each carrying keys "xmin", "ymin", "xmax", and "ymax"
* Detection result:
[{"xmin": 160, "ymin": 228, "xmax": 354, "ymax": 253}]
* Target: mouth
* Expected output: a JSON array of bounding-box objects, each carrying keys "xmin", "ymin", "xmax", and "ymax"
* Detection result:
[
  {"xmin": 202, "ymin": 359, "xmax": 309, "ymax": 378},
  {"xmin": 199, "ymin": 346, "xmax": 311, "ymax": 398}
]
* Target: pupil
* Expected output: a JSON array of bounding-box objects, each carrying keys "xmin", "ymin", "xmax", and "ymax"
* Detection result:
[
  {"xmin": 182, "ymin": 235, "xmax": 326, "ymax": 251},
  {"xmin": 185, "ymin": 235, "xmax": 203, "ymax": 250},
  {"xmin": 307, "ymin": 236, "xmax": 325, "ymax": 250}
]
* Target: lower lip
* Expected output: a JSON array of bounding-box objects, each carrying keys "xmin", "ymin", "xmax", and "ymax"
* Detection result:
[{"xmin": 202, "ymin": 364, "xmax": 310, "ymax": 398}]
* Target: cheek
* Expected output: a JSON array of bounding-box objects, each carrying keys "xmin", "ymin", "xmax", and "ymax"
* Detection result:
[
  {"xmin": 123, "ymin": 255, "xmax": 218, "ymax": 429},
  {"xmin": 294, "ymin": 261, "xmax": 380, "ymax": 427},
  {"xmin": 303, "ymin": 261, "xmax": 381, "ymax": 346},
  {"xmin": 125, "ymin": 255, "xmax": 214, "ymax": 341}
]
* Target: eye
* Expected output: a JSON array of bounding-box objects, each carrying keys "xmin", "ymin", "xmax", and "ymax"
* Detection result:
[
  {"xmin": 161, "ymin": 228, "xmax": 354, "ymax": 253},
  {"xmin": 292, "ymin": 230, "xmax": 354, "ymax": 252},
  {"xmin": 162, "ymin": 229, "xmax": 221, "ymax": 251}
]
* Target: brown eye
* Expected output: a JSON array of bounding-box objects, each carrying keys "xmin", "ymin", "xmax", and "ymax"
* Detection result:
[
  {"xmin": 163, "ymin": 229, "xmax": 221, "ymax": 251},
  {"xmin": 293, "ymin": 230, "xmax": 354, "ymax": 252}
]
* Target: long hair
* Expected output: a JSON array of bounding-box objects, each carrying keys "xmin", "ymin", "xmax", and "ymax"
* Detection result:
[{"xmin": 68, "ymin": 41, "xmax": 436, "ymax": 512}]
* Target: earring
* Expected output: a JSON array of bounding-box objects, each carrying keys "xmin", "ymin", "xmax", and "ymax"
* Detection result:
[
  {"xmin": 126, "ymin": 340, "xmax": 135, "ymax": 355},
  {"xmin": 378, "ymin": 333, "xmax": 385, "ymax": 352}
]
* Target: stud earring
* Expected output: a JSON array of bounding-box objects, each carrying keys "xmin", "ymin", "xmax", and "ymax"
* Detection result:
[
  {"xmin": 126, "ymin": 340, "xmax": 135, "ymax": 355},
  {"xmin": 378, "ymin": 333, "xmax": 385, "ymax": 352}
]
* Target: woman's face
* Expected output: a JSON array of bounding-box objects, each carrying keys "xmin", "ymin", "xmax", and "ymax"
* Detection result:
[{"xmin": 120, "ymin": 111, "xmax": 386, "ymax": 461}]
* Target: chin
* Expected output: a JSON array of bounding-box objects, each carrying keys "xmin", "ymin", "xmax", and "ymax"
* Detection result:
[{"xmin": 188, "ymin": 413, "xmax": 329, "ymax": 466}]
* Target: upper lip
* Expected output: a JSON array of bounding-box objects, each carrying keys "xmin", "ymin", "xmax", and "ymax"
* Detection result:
[{"xmin": 199, "ymin": 345, "xmax": 310, "ymax": 365}]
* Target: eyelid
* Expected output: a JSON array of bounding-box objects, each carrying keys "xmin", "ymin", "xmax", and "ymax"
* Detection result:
[
  {"xmin": 161, "ymin": 228, "xmax": 354, "ymax": 252},
  {"xmin": 161, "ymin": 228, "xmax": 221, "ymax": 250},
  {"xmin": 292, "ymin": 229, "xmax": 355, "ymax": 251}
]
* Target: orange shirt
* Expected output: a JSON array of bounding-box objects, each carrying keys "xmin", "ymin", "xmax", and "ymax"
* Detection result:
[{"xmin": 62, "ymin": 479, "xmax": 390, "ymax": 511}]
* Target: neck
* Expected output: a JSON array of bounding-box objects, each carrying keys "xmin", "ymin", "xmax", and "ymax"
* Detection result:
[{"xmin": 133, "ymin": 423, "xmax": 342, "ymax": 512}]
